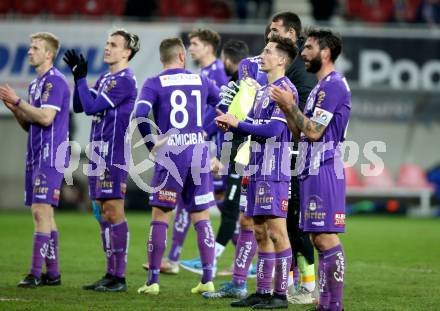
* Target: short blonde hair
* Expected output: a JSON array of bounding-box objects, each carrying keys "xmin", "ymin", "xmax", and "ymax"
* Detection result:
[
  {"xmin": 160, "ymin": 38, "xmax": 185, "ymax": 64},
  {"xmin": 30, "ymin": 32, "xmax": 60, "ymax": 60}
]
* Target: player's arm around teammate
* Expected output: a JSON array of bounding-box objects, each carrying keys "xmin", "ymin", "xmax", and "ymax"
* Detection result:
[
  {"xmin": 216, "ymin": 36, "xmax": 299, "ymax": 309},
  {"xmin": 271, "ymin": 28, "xmax": 351, "ymax": 311}
]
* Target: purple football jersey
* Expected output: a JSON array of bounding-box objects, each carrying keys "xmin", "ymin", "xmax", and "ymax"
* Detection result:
[
  {"xmin": 200, "ymin": 58, "xmax": 228, "ymax": 87},
  {"xmin": 89, "ymin": 68, "xmax": 137, "ymax": 167},
  {"xmin": 137, "ymin": 68, "xmax": 220, "ymax": 167},
  {"xmin": 298, "ymin": 71, "xmax": 351, "ymax": 178},
  {"xmin": 26, "ymin": 67, "xmax": 70, "ymax": 169},
  {"xmin": 201, "ymin": 58, "xmax": 228, "ymax": 171},
  {"xmin": 238, "ymin": 56, "xmax": 268, "ymax": 86},
  {"xmin": 247, "ymin": 76, "xmax": 297, "ymax": 182}
]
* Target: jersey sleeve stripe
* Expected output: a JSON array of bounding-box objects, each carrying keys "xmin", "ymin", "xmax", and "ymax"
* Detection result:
[
  {"xmin": 101, "ymin": 92, "xmax": 115, "ymax": 107},
  {"xmin": 271, "ymin": 116, "xmax": 287, "ymax": 123},
  {"xmin": 89, "ymin": 88, "xmax": 98, "ymax": 95},
  {"xmin": 136, "ymin": 100, "xmax": 153, "ymax": 109},
  {"xmin": 41, "ymin": 104, "xmax": 61, "ymax": 111}
]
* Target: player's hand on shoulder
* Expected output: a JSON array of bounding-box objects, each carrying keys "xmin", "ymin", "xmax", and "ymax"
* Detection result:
[{"xmin": 269, "ymin": 82, "xmax": 296, "ymax": 113}]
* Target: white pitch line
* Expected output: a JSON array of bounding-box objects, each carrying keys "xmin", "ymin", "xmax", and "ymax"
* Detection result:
[{"xmin": 0, "ymin": 298, "xmax": 28, "ymax": 302}]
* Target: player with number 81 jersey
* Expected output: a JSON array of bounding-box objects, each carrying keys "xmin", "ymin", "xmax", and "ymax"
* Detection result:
[{"xmin": 137, "ymin": 68, "xmax": 221, "ymax": 167}]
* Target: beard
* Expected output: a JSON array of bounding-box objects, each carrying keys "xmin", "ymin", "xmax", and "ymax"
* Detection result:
[
  {"xmin": 224, "ymin": 65, "xmax": 234, "ymax": 76},
  {"xmin": 305, "ymin": 55, "xmax": 322, "ymax": 73}
]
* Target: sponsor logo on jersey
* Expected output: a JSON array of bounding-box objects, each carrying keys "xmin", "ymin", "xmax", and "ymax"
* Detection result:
[
  {"xmin": 98, "ymin": 180, "xmax": 113, "ymax": 189},
  {"xmin": 255, "ymin": 195, "xmax": 273, "ymax": 205},
  {"xmin": 334, "ymin": 213, "xmax": 346, "ymax": 226},
  {"xmin": 239, "ymin": 194, "xmax": 247, "ymax": 208},
  {"xmin": 160, "ymin": 73, "xmax": 202, "ymax": 86},
  {"xmin": 120, "ymin": 183, "xmax": 127, "ymax": 195},
  {"xmin": 305, "ymin": 211, "xmax": 326, "ymax": 221},
  {"xmin": 281, "ymin": 199, "xmax": 288, "ymax": 212},
  {"xmin": 34, "ymin": 186, "xmax": 49, "ymax": 195},
  {"xmin": 53, "ymin": 189, "xmax": 60, "ymax": 201},
  {"xmin": 195, "ymin": 192, "xmax": 214, "ymax": 205},
  {"xmin": 312, "ymin": 220, "xmax": 325, "ymax": 227},
  {"xmin": 158, "ymin": 189, "xmax": 177, "ymax": 204}
]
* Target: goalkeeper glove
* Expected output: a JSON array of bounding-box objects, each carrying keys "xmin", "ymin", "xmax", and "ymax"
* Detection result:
[
  {"xmin": 63, "ymin": 49, "xmax": 88, "ymax": 80},
  {"xmin": 219, "ymin": 81, "xmax": 240, "ymax": 106}
]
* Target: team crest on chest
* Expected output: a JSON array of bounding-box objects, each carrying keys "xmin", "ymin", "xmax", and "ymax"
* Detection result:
[
  {"xmin": 105, "ymin": 79, "xmax": 117, "ymax": 93},
  {"xmin": 306, "ymin": 87, "xmax": 319, "ymax": 112},
  {"xmin": 42, "ymin": 83, "xmax": 53, "ymax": 102},
  {"xmin": 34, "ymin": 85, "xmax": 41, "ymax": 100},
  {"xmin": 30, "ymin": 83, "xmax": 37, "ymax": 94},
  {"xmin": 262, "ymin": 97, "xmax": 270, "ymax": 109}
]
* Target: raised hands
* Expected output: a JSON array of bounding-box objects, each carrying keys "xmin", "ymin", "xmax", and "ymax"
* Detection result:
[
  {"xmin": 215, "ymin": 109, "xmax": 239, "ymax": 132},
  {"xmin": 63, "ymin": 49, "xmax": 88, "ymax": 80},
  {"xmin": 269, "ymin": 82, "xmax": 297, "ymax": 113}
]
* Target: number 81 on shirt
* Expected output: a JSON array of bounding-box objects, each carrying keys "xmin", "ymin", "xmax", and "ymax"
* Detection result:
[{"xmin": 170, "ymin": 89, "xmax": 202, "ymax": 129}]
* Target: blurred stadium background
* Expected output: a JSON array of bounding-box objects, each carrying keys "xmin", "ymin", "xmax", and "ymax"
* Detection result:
[{"xmin": 0, "ymin": 0, "xmax": 439, "ymax": 216}]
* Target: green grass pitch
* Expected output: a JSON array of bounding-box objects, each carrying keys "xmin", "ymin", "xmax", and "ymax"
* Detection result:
[{"xmin": 0, "ymin": 212, "xmax": 439, "ymax": 310}]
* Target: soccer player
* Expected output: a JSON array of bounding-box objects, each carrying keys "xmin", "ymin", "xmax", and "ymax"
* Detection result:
[
  {"xmin": 166, "ymin": 28, "xmax": 230, "ymax": 274},
  {"xmin": 202, "ymin": 25, "xmax": 271, "ymax": 300},
  {"xmin": 271, "ymin": 28, "xmax": 350, "ymax": 311},
  {"xmin": 63, "ymin": 29, "xmax": 140, "ymax": 292},
  {"xmin": 205, "ymin": 39, "xmax": 250, "ymax": 277},
  {"xmin": 0, "ymin": 32, "xmax": 70, "ymax": 288},
  {"xmin": 189, "ymin": 28, "xmax": 229, "ymax": 87},
  {"xmin": 268, "ymin": 11, "xmax": 318, "ymax": 304},
  {"xmin": 135, "ymin": 38, "xmax": 219, "ymax": 296},
  {"xmin": 215, "ymin": 35, "xmax": 299, "ymax": 309}
]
